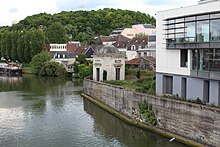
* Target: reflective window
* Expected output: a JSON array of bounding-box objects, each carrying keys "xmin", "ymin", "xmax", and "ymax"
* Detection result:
[
  {"xmin": 176, "ymin": 23, "xmax": 184, "ymax": 28},
  {"xmin": 196, "ymin": 21, "xmax": 209, "ymax": 42},
  {"xmin": 185, "ymin": 22, "xmax": 196, "ymax": 42},
  {"xmin": 176, "ymin": 18, "xmax": 184, "ymax": 23},
  {"xmin": 210, "ymin": 19, "xmax": 220, "ymax": 41},
  {"xmin": 185, "ymin": 16, "xmax": 196, "ymax": 22},
  {"xmin": 197, "ymin": 15, "xmax": 209, "ymax": 20},
  {"xmin": 176, "ymin": 28, "xmax": 184, "ymax": 33},
  {"xmin": 167, "ymin": 24, "xmax": 175, "ymax": 29},
  {"xmin": 210, "ymin": 13, "xmax": 220, "ymax": 19},
  {"xmin": 167, "ymin": 19, "xmax": 175, "ymax": 24}
]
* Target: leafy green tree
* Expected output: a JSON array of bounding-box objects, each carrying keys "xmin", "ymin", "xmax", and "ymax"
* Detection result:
[
  {"xmin": 46, "ymin": 22, "xmax": 67, "ymax": 43},
  {"xmin": 1, "ymin": 31, "xmax": 8, "ymax": 60},
  {"xmin": 31, "ymin": 51, "xmax": 51, "ymax": 75},
  {"xmin": 11, "ymin": 31, "xmax": 19, "ymax": 61},
  {"xmin": 76, "ymin": 54, "xmax": 87, "ymax": 64},
  {"xmin": 24, "ymin": 30, "xmax": 32, "ymax": 63},
  {"xmin": 39, "ymin": 61, "xmax": 67, "ymax": 77},
  {"xmin": 78, "ymin": 64, "xmax": 93, "ymax": 79},
  {"xmin": 17, "ymin": 31, "xmax": 25, "ymax": 62}
]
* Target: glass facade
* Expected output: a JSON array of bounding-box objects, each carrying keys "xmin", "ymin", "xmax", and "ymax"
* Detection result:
[
  {"xmin": 165, "ymin": 12, "xmax": 220, "ymax": 74},
  {"xmin": 210, "ymin": 19, "xmax": 220, "ymax": 41},
  {"xmin": 165, "ymin": 12, "xmax": 220, "ymax": 49},
  {"xmin": 192, "ymin": 49, "xmax": 220, "ymax": 72}
]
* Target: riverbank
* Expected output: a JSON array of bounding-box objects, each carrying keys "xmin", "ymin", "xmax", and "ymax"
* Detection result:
[
  {"xmin": 81, "ymin": 93, "xmax": 203, "ymax": 147},
  {"xmin": 83, "ymin": 78, "xmax": 220, "ymax": 147}
]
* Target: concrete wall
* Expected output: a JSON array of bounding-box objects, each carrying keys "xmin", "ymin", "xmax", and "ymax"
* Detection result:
[{"xmin": 84, "ymin": 79, "xmax": 220, "ymax": 147}]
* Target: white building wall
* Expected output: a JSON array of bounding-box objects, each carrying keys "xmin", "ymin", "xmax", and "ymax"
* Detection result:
[
  {"xmin": 126, "ymin": 51, "xmax": 138, "ymax": 60},
  {"xmin": 50, "ymin": 44, "xmax": 67, "ymax": 52},
  {"xmin": 156, "ymin": 1, "xmax": 220, "ymax": 76},
  {"xmin": 93, "ymin": 56, "xmax": 125, "ymax": 81}
]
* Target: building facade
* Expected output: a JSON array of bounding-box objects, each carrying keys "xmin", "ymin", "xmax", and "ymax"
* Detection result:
[
  {"xmin": 93, "ymin": 45, "xmax": 125, "ymax": 81},
  {"xmin": 156, "ymin": 0, "xmax": 220, "ymax": 105}
]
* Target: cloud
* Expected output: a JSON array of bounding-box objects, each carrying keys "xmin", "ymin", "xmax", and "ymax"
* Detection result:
[
  {"xmin": 56, "ymin": 0, "xmax": 107, "ymax": 11},
  {"xmin": 9, "ymin": 8, "xmax": 18, "ymax": 13}
]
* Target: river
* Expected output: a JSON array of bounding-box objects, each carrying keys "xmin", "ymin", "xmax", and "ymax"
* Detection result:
[{"xmin": 0, "ymin": 74, "xmax": 188, "ymax": 147}]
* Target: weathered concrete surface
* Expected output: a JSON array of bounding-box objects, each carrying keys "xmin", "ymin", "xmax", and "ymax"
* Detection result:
[{"xmin": 83, "ymin": 78, "xmax": 220, "ymax": 147}]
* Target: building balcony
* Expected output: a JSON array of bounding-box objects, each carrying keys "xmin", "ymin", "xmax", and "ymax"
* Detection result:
[{"xmin": 166, "ymin": 41, "xmax": 220, "ymax": 49}]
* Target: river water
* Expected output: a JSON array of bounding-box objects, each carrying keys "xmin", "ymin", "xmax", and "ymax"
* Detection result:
[{"xmin": 0, "ymin": 74, "xmax": 188, "ymax": 147}]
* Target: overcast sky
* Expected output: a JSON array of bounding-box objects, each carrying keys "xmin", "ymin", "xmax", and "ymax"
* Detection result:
[{"xmin": 0, "ymin": 0, "xmax": 199, "ymax": 26}]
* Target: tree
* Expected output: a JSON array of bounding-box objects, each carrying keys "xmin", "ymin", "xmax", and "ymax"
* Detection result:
[
  {"xmin": 24, "ymin": 30, "xmax": 32, "ymax": 63},
  {"xmin": 76, "ymin": 54, "xmax": 87, "ymax": 64},
  {"xmin": 11, "ymin": 31, "xmax": 19, "ymax": 61},
  {"xmin": 78, "ymin": 64, "xmax": 93, "ymax": 79},
  {"xmin": 17, "ymin": 31, "xmax": 25, "ymax": 63},
  {"xmin": 31, "ymin": 51, "xmax": 51, "ymax": 75},
  {"xmin": 39, "ymin": 61, "xmax": 67, "ymax": 77},
  {"xmin": 46, "ymin": 22, "xmax": 67, "ymax": 43}
]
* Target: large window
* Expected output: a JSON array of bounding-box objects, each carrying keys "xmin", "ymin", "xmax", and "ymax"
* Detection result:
[
  {"xmin": 210, "ymin": 19, "xmax": 220, "ymax": 41},
  {"xmin": 191, "ymin": 49, "xmax": 220, "ymax": 72},
  {"xmin": 185, "ymin": 22, "xmax": 196, "ymax": 42},
  {"xmin": 196, "ymin": 21, "xmax": 209, "ymax": 42}
]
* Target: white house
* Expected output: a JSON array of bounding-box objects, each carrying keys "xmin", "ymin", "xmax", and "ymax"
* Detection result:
[
  {"xmin": 156, "ymin": 0, "xmax": 220, "ymax": 105},
  {"xmin": 93, "ymin": 45, "xmax": 125, "ymax": 81}
]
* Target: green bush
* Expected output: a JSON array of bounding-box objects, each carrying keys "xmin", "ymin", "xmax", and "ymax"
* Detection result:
[
  {"xmin": 139, "ymin": 100, "xmax": 157, "ymax": 126},
  {"xmin": 39, "ymin": 61, "xmax": 67, "ymax": 77},
  {"xmin": 31, "ymin": 51, "xmax": 51, "ymax": 75},
  {"xmin": 78, "ymin": 64, "xmax": 93, "ymax": 79}
]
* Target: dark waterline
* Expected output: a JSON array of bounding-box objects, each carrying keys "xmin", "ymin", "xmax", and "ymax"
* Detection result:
[{"xmin": 0, "ymin": 74, "xmax": 188, "ymax": 147}]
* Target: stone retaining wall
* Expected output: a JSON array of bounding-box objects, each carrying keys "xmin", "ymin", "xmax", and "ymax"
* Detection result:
[{"xmin": 83, "ymin": 78, "xmax": 220, "ymax": 147}]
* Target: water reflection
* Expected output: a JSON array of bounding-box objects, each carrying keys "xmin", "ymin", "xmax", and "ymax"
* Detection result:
[
  {"xmin": 84, "ymin": 98, "xmax": 188, "ymax": 147},
  {"xmin": 0, "ymin": 75, "xmax": 188, "ymax": 147}
]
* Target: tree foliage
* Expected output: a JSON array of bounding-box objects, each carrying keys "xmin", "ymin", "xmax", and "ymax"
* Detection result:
[
  {"xmin": 31, "ymin": 51, "xmax": 51, "ymax": 75},
  {"xmin": 0, "ymin": 29, "xmax": 45, "ymax": 63},
  {"xmin": 1, "ymin": 8, "xmax": 155, "ymax": 45},
  {"xmin": 39, "ymin": 61, "xmax": 67, "ymax": 77},
  {"xmin": 46, "ymin": 22, "xmax": 67, "ymax": 43}
]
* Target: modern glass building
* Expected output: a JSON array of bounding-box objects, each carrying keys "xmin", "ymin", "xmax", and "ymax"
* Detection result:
[{"xmin": 156, "ymin": 0, "xmax": 220, "ymax": 105}]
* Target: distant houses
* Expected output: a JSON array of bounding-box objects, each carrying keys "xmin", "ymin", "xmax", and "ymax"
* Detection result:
[{"xmin": 44, "ymin": 23, "xmax": 156, "ymax": 74}]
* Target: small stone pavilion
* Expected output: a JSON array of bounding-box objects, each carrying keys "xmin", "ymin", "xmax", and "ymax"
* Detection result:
[{"xmin": 93, "ymin": 45, "xmax": 125, "ymax": 81}]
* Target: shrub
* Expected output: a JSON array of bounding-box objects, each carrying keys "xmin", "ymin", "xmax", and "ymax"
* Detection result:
[
  {"xmin": 31, "ymin": 51, "xmax": 51, "ymax": 75},
  {"xmin": 39, "ymin": 61, "xmax": 67, "ymax": 77}
]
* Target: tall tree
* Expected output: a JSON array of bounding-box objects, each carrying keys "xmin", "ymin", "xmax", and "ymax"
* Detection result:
[
  {"xmin": 46, "ymin": 22, "xmax": 67, "ymax": 43},
  {"xmin": 11, "ymin": 31, "xmax": 19, "ymax": 61},
  {"xmin": 24, "ymin": 30, "xmax": 32, "ymax": 63},
  {"xmin": 17, "ymin": 31, "xmax": 25, "ymax": 63}
]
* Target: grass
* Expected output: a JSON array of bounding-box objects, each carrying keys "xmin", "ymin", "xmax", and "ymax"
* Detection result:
[
  {"xmin": 105, "ymin": 70, "xmax": 156, "ymax": 94},
  {"xmin": 22, "ymin": 66, "xmax": 34, "ymax": 74}
]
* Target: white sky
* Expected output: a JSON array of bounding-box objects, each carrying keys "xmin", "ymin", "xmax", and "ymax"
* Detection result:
[{"xmin": 0, "ymin": 0, "xmax": 199, "ymax": 26}]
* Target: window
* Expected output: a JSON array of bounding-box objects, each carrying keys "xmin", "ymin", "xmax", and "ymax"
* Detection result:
[
  {"xmin": 185, "ymin": 22, "xmax": 196, "ymax": 42},
  {"xmin": 197, "ymin": 15, "xmax": 209, "ymax": 20},
  {"xmin": 210, "ymin": 19, "xmax": 220, "ymax": 41},
  {"xmin": 96, "ymin": 68, "xmax": 100, "ymax": 81},
  {"xmin": 196, "ymin": 20, "xmax": 209, "ymax": 42},
  {"xmin": 210, "ymin": 13, "xmax": 220, "ymax": 19},
  {"xmin": 185, "ymin": 16, "xmax": 196, "ymax": 22},
  {"xmin": 116, "ymin": 68, "xmax": 120, "ymax": 80},
  {"xmin": 180, "ymin": 50, "xmax": 188, "ymax": 67}
]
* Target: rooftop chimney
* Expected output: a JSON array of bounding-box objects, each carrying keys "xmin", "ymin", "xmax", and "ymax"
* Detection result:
[{"xmin": 199, "ymin": 0, "xmax": 220, "ymax": 4}]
